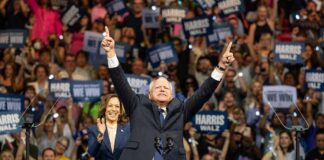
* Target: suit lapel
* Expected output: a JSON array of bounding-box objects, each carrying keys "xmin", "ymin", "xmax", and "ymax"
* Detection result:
[
  {"xmin": 102, "ymin": 128, "xmax": 112, "ymax": 153},
  {"xmin": 151, "ymin": 103, "xmax": 162, "ymax": 129},
  {"xmin": 163, "ymin": 100, "xmax": 181, "ymax": 129},
  {"xmin": 114, "ymin": 124, "xmax": 124, "ymax": 152}
]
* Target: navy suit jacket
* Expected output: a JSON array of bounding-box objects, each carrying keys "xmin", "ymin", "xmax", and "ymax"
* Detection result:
[
  {"xmin": 109, "ymin": 66, "xmax": 221, "ymax": 160},
  {"xmin": 88, "ymin": 123, "xmax": 130, "ymax": 160}
]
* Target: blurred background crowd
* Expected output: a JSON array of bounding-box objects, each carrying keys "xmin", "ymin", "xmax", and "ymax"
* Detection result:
[{"xmin": 0, "ymin": 0, "xmax": 323, "ymax": 160}]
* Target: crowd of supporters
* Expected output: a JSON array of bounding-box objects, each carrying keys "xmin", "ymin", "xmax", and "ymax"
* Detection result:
[{"xmin": 0, "ymin": 0, "xmax": 323, "ymax": 160}]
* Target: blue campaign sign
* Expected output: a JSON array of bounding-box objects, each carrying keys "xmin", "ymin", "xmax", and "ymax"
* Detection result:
[
  {"xmin": 0, "ymin": 111, "xmax": 22, "ymax": 135},
  {"xmin": 161, "ymin": 7, "xmax": 186, "ymax": 24},
  {"xmin": 106, "ymin": 0, "xmax": 128, "ymax": 15},
  {"xmin": 192, "ymin": 111, "xmax": 228, "ymax": 134},
  {"xmin": 207, "ymin": 22, "xmax": 233, "ymax": 46},
  {"xmin": 147, "ymin": 43, "xmax": 178, "ymax": 68},
  {"xmin": 83, "ymin": 31, "xmax": 103, "ymax": 54},
  {"xmin": 214, "ymin": 23, "xmax": 233, "ymax": 41},
  {"xmin": 195, "ymin": 0, "xmax": 216, "ymax": 9},
  {"xmin": 218, "ymin": 0, "xmax": 245, "ymax": 17},
  {"xmin": 70, "ymin": 80, "xmax": 103, "ymax": 102},
  {"xmin": 96, "ymin": 42, "xmax": 129, "ymax": 67},
  {"xmin": 49, "ymin": 80, "xmax": 72, "ymax": 99},
  {"xmin": 142, "ymin": 8, "xmax": 160, "ymax": 29},
  {"xmin": 274, "ymin": 41, "xmax": 304, "ymax": 64},
  {"xmin": 305, "ymin": 70, "xmax": 324, "ymax": 92},
  {"xmin": 0, "ymin": 30, "xmax": 27, "ymax": 48},
  {"xmin": 125, "ymin": 74, "xmax": 151, "ymax": 95},
  {"xmin": 182, "ymin": 16, "xmax": 213, "ymax": 38},
  {"xmin": 0, "ymin": 94, "xmax": 24, "ymax": 112},
  {"xmin": 0, "ymin": 94, "xmax": 23, "ymax": 135}
]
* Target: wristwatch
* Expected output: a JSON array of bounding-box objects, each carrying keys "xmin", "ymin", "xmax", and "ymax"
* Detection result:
[{"xmin": 216, "ymin": 65, "xmax": 226, "ymax": 72}]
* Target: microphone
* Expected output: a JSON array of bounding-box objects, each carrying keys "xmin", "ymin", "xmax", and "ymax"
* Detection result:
[
  {"xmin": 33, "ymin": 98, "xmax": 61, "ymax": 128},
  {"xmin": 266, "ymin": 101, "xmax": 310, "ymax": 131},
  {"xmin": 154, "ymin": 137, "xmax": 162, "ymax": 155},
  {"xmin": 165, "ymin": 137, "xmax": 174, "ymax": 154},
  {"xmin": 19, "ymin": 96, "xmax": 38, "ymax": 121}
]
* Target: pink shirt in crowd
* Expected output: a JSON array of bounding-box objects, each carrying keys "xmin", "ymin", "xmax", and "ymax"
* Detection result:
[
  {"xmin": 69, "ymin": 32, "xmax": 84, "ymax": 56},
  {"xmin": 25, "ymin": 0, "xmax": 62, "ymax": 45},
  {"xmin": 91, "ymin": 4, "xmax": 107, "ymax": 23}
]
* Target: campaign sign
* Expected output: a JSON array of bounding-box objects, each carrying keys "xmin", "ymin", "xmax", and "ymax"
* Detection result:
[
  {"xmin": 70, "ymin": 80, "xmax": 103, "ymax": 102},
  {"xmin": 147, "ymin": 43, "xmax": 178, "ymax": 68},
  {"xmin": 274, "ymin": 42, "xmax": 304, "ymax": 64},
  {"xmin": 206, "ymin": 29, "xmax": 219, "ymax": 46},
  {"xmin": 0, "ymin": 94, "xmax": 24, "ymax": 112},
  {"xmin": 305, "ymin": 70, "xmax": 324, "ymax": 92},
  {"xmin": 0, "ymin": 30, "xmax": 27, "ymax": 48},
  {"xmin": 192, "ymin": 111, "xmax": 228, "ymax": 134},
  {"xmin": 142, "ymin": 8, "xmax": 160, "ymax": 28},
  {"xmin": 83, "ymin": 31, "xmax": 103, "ymax": 54},
  {"xmin": 49, "ymin": 80, "xmax": 71, "ymax": 99},
  {"xmin": 207, "ymin": 23, "xmax": 233, "ymax": 45},
  {"xmin": 0, "ymin": 111, "xmax": 21, "ymax": 135},
  {"xmin": 214, "ymin": 23, "xmax": 233, "ymax": 40},
  {"xmin": 161, "ymin": 8, "xmax": 186, "ymax": 24},
  {"xmin": 106, "ymin": 0, "xmax": 127, "ymax": 15},
  {"xmin": 61, "ymin": 5, "xmax": 82, "ymax": 26},
  {"xmin": 125, "ymin": 74, "xmax": 151, "ymax": 95},
  {"xmin": 182, "ymin": 16, "xmax": 213, "ymax": 38},
  {"xmin": 218, "ymin": 0, "xmax": 245, "ymax": 16},
  {"xmin": 97, "ymin": 42, "xmax": 129, "ymax": 66},
  {"xmin": 0, "ymin": 94, "xmax": 23, "ymax": 135},
  {"xmin": 262, "ymin": 85, "xmax": 297, "ymax": 108},
  {"xmin": 195, "ymin": 0, "xmax": 216, "ymax": 9}
]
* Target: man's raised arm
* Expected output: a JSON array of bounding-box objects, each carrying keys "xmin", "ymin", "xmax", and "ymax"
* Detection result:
[
  {"xmin": 184, "ymin": 42, "xmax": 235, "ymax": 122},
  {"xmin": 101, "ymin": 26, "xmax": 138, "ymax": 115}
]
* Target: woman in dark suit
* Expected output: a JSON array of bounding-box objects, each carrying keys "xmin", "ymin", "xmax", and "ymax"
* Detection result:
[{"xmin": 88, "ymin": 94, "xmax": 130, "ymax": 160}]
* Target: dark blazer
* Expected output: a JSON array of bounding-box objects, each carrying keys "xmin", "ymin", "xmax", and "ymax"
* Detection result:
[
  {"xmin": 88, "ymin": 123, "xmax": 130, "ymax": 160},
  {"xmin": 109, "ymin": 65, "xmax": 221, "ymax": 160}
]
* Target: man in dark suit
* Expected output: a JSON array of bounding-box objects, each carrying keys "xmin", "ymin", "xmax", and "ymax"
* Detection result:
[
  {"xmin": 101, "ymin": 26, "xmax": 235, "ymax": 160},
  {"xmin": 306, "ymin": 129, "xmax": 324, "ymax": 160}
]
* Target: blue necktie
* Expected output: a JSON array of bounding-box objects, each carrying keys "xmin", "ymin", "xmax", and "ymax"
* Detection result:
[
  {"xmin": 154, "ymin": 109, "xmax": 165, "ymax": 160},
  {"xmin": 159, "ymin": 108, "xmax": 165, "ymax": 126}
]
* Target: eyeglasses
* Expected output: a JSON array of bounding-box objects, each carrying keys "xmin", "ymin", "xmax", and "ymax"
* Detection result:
[{"xmin": 57, "ymin": 141, "xmax": 68, "ymax": 149}]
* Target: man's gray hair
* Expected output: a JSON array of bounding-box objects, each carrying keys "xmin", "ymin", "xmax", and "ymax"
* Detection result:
[{"xmin": 148, "ymin": 76, "xmax": 173, "ymax": 95}]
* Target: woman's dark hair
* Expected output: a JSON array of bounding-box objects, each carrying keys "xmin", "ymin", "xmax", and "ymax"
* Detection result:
[
  {"xmin": 73, "ymin": 13, "xmax": 91, "ymax": 32},
  {"xmin": 305, "ymin": 43, "xmax": 321, "ymax": 68},
  {"xmin": 33, "ymin": 64, "xmax": 49, "ymax": 78},
  {"xmin": 43, "ymin": 115, "xmax": 55, "ymax": 133},
  {"xmin": 3, "ymin": 63, "xmax": 17, "ymax": 80},
  {"xmin": 76, "ymin": 50, "xmax": 89, "ymax": 61},
  {"xmin": 279, "ymin": 130, "xmax": 294, "ymax": 153},
  {"xmin": 98, "ymin": 94, "xmax": 128, "ymax": 124}
]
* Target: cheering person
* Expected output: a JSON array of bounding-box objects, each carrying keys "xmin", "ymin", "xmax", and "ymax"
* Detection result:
[{"xmin": 88, "ymin": 94, "xmax": 130, "ymax": 160}]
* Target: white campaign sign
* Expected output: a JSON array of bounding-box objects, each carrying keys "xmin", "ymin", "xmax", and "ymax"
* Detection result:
[{"xmin": 262, "ymin": 85, "xmax": 297, "ymax": 108}]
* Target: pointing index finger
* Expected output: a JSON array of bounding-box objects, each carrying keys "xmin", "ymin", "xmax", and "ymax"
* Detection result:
[
  {"xmin": 105, "ymin": 26, "xmax": 110, "ymax": 37},
  {"xmin": 225, "ymin": 41, "xmax": 232, "ymax": 54}
]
